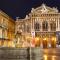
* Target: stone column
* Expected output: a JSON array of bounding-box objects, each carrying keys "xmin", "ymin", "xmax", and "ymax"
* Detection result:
[
  {"xmin": 31, "ymin": 17, "xmax": 33, "ymax": 32},
  {"xmin": 48, "ymin": 20, "xmax": 50, "ymax": 32},
  {"xmin": 34, "ymin": 18, "xmax": 37, "ymax": 31},
  {"xmin": 58, "ymin": 18, "xmax": 59, "ymax": 31},
  {"xmin": 40, "ymin": 34, "xmax": 43, "ymax": 48},
  {"xmin": 59, "ymin": 18, "xmax": 60, "ymax": 30},
  {"xmin": 40, "ymin": 21, "xmax": 42, "ymax": 32},
  {"xmin": 56, "ymin": 18, "xmax": 58, "ymax": 31},
  {"xmin": 33, "ymin": 18, "xmax": 35, "ymax": 31},
  {"xmin": 48, "ymin": 34, "xmax": 51, "ymax": 48},
  {"xmin": 32, "ymin": 17, "xmax": 35, "ymax": 31}
]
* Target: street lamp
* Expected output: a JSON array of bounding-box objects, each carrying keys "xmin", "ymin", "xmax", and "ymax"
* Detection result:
[{"xmin": 26, "ymin": 36, "xmax": 32, "ymax": 60}]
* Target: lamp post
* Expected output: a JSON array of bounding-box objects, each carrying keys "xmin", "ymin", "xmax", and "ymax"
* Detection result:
[
  {"xmin": 29, "ymin": 36, "xmax": 35, "ymax": 60},
  {"xmin": 27, "ymin": 36, "xmax": 32, "ymax": 60},
  {"xmin": 30, "ymin": 39, "xmax": 31, "ymax": 60},
  {"xmin": 30, "ymin": 36, "xmax": 34, "ymax": 60}
]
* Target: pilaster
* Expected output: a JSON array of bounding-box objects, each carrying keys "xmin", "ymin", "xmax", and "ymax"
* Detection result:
[{"xmin": 48, "ymin": 20, "xmax": 50, "ymax": 32}]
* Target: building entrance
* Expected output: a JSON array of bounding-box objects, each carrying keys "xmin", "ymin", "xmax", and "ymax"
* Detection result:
[
  {"xmin": 35, "ymin": 32, "xmax": 57, "ymax": 48},
  {"xmin": 42, "ymin": 37, "xmax": 48, "ymax": 48},
  {"xmin": 50, "ymin": 37, "xmax": 56, "ymax": 48}
]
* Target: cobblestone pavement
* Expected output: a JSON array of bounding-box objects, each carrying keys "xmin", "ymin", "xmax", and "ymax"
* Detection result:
[
  {"xmin": 0, "ymin": 47, "xmax": 43, "ymax": 60},
  {"xmin": 0, "ymin": 47, "xmax": 60, "ymax": 60}
]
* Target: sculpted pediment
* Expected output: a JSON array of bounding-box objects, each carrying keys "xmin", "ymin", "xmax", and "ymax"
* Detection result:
[{"xmin": 31, "ymin": 4, "xmax": 58, "ymax": 14}]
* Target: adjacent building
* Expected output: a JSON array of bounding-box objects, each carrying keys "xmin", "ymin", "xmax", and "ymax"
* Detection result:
[{"xmin": 0, "ymin": 10, "xmax": 15, "ymax": 47}]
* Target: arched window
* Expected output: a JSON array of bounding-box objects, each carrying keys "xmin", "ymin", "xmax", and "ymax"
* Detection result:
[
  {"xmin": 34, "ymin": 23, "xmax": 40, "ymax": 31},
  {"xmin": 50, "ymin": 21, "xmax": 56, "ymax": 31},
  {"xmin": 42, "ymin": 21, "xmax": 48, "ymax": 31}
]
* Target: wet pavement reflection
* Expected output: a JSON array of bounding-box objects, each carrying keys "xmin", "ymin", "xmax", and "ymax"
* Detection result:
[
  {"xmin": 43, "ymin": 48, "xmax": 60, "ymax": 60},
  {"xmin": 0, "ymin": 47, "xmax": 59, "ymax": 60},
  {"xmin": 43, "ymin": 55, "xmax": 60, "ymax": 60}
]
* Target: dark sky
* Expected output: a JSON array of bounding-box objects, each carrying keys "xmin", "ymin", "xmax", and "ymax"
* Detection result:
[{"xmin": 0, "ymin": 0, "xmax": 60, "ymax": 20}]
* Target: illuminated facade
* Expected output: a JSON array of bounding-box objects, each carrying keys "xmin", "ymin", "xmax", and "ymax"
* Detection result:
[
  {"xmin": 16, "ymin": 4, "xmax": 60, "ymax": 48},
  {"xmin": 0, "ymin": 4, "xmax": 60, "ymax": 48},
  {"xmin": 0, "ymin": 10, "xmax": 15, "ymax": 47}
]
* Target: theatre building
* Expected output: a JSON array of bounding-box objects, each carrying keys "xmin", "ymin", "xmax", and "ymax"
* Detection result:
[{"xmin": 16, "ymin": 4, "xmax": 60, "ymax": 48}]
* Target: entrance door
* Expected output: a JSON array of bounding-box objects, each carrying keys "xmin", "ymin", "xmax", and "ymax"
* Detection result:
[
  {"xmin": 43, "ymin": 38, "xmax": 48, "ymax": 48},
  {"xmin": 51, "ymin": 37, "xmax": 56, "ymax": 48},
  {"xmin": 35, "ymin": 37, "xmax": 40, "ymax": 47},
  {"xmin": 43, "ymin": 40, "xmax": 48, "ymax": 48}
]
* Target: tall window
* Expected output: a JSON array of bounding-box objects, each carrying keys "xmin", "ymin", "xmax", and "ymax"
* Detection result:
[
  {"xmin": 34, "ymin": 23, "xmax": 40, "ymax": 31},
  {"xmin": 3, "ymin": 29, "xmax": 8, "ymax": 39},
  {"xmin": 27, "ymin": 25, "xmax": 30, "ymax": 33},
  {"xmin": 0, "ymin": 28, "xmax": 2, "ymax": 38},
  {"xmin": 42, "ymin": 21, "xmax": 48, "ymax": 31},
  {"xmin": 3, "ymin": 19, "xmax": 8, "ymax": 27},
  {"xmin": 50, "ymin": 21, "xmax": 56, "ymax": 31}
]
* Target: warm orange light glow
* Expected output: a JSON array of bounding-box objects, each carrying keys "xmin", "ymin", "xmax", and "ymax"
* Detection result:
[
  {"xmin": 52, "ymin": 37, "xmax": 56, "ymax": 42},
  {"xmin": 55, "ymin": 38, "xmax": 56, "ymax": 42},
  {"xmin": 43, "ymin": 38, "xmax": 47, "ymax": 41},
  {"xmin": 52, "ymin": 37, "xmax": 55, "ymax": 41},
  {"xmin": 44, "ymin": 55, "xmax": 48, "ymax": 60},
  {"xmin": 35, "ymin": 37, "xmax": 39, "ymax": 41},
  {"xmin": 52, "ymin": 56, "xmax": 56, "ymax": 60}
]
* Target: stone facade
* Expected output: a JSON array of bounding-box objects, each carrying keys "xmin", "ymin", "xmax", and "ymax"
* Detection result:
[
  {"xmin": 0, "ymin": 4, "xmax": 60, "ymax": 48},
  {"xmin": 0, "ymin": 10, "xmax": 15, "ymax": 47},
  {"xmin": 15, "ymin": 4, "xmax": 60, "ymax": 48}
]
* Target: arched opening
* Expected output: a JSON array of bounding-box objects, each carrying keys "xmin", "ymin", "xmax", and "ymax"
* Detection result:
[
  {"xmin": 34, "ymin": 22, "xmax": 40, "ymax": 31},
  {"xmin": 50, "ymin": 21, "xmax": 56, "ymax": 31},
  {"xmin": 42, "ymin": 21, "xmax": 48, "ymax": 31},
  {"xmin": 50, "ymin": 34, "xmax": 56, "ymax": 48},
  {"xmin": 43, "ymin": 38, "xmax": 48, "ymax": 48}
]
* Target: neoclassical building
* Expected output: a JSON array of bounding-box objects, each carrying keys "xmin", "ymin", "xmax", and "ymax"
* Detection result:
[
  {"xmin": 0, "ymin": 10, "xmax": 15, "ymax": 47},
  {"xmin": 1, "ymin": 4, "xmax": 60, "ymax": 48},
  {"xmin": 15, "ymin": 4, "xmax": 60, "ymax": 48}
]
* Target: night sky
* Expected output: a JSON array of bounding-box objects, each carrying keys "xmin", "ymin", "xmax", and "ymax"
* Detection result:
[{"xmin": 0, "ymin": 0, "xmax": 60, "ymax": 20}]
